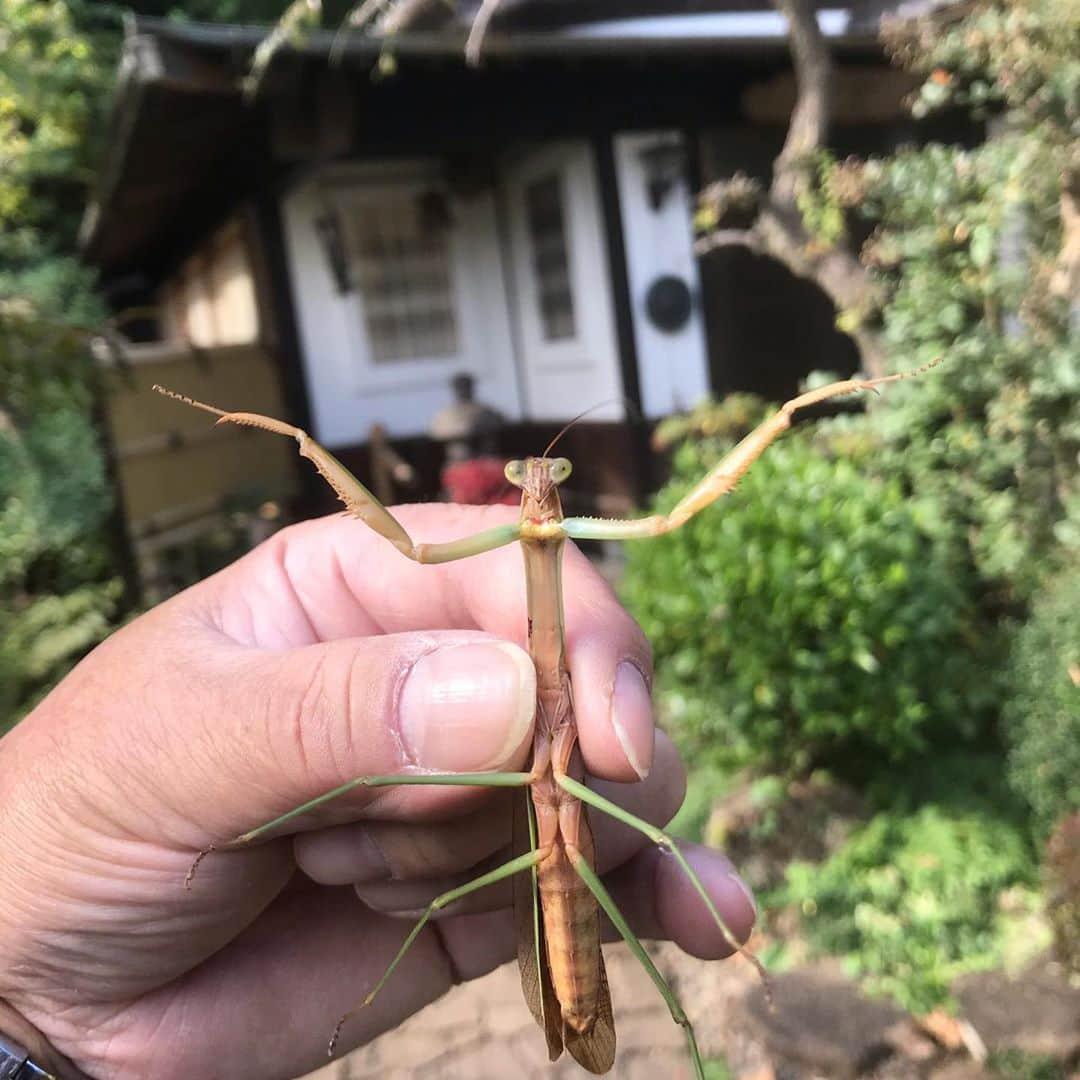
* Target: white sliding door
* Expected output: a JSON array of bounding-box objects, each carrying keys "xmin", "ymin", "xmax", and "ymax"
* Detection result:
[
  {"xmin": 502, "ymin": 141, "xmax": 624, "ymax": 422},
  {"xmin": 282, "ymin": 162, "xmax": 521, "ymax": 444}
]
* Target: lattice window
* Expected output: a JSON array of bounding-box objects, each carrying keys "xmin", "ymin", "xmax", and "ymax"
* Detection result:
[
  {"xmin": 524, "ymin": 174, "xmax": 576, "ymax": 342},
  {"xmin": 346, "ymin": 196, "xmax": 459, "ymax": 363}
]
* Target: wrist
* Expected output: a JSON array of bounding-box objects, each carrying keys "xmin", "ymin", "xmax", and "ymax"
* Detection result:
[{"xmin": 0, "ymin": 1000, "xmax": 92, "ymax": 1080}]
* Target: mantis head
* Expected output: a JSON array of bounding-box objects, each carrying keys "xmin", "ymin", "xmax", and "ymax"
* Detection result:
[{"xmin": 505, "ymin": 457, "xmax": 573, "ymax": 519}]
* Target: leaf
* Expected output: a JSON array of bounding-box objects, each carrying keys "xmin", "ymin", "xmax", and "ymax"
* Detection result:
[{"xmin": 969, "ymin": 224, "xmax": 995, "ymax": 268}]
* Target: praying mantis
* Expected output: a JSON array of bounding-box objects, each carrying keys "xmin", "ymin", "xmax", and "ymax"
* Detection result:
[{"xmin": 155, "ymin": 358, "xmax": 936, "ymax": 1077}]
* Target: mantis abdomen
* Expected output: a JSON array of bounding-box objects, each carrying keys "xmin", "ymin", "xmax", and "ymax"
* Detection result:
[{"xmin": 537, "ymin": 820, "xmax": 603, "ymax": 1035}]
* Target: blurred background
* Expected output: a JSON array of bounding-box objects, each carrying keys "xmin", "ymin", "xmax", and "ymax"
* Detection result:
[{"xmin": 1, "ymin": 1, "xmax": 1077, "ymax": 1077}]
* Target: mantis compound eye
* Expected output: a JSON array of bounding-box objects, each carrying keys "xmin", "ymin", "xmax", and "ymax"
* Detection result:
[
  {"xmin": 504, "ymin": 459, "xmax": 526, "ymax": 487},
  {"xmin": 550, "ymin": 458, "xmax": 572, "ymax": 484}
]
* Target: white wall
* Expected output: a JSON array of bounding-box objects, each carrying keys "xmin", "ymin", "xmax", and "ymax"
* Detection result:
[
  {"xmin": 613, "ymin": 131, "xmax": 709, "ymax": 418},
  {"xmin": 281, "ymin": 162, "xmax": 521, "ymax": 445}
]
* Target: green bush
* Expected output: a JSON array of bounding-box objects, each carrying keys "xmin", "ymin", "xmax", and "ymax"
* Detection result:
[
  {"xmin": 0, "ymin": 312, "xmax": 123, "ymax": 732},
  {"xmin": 1003, "ymin": 561, "xmax": 1080, "ymax": 837},
  {"xmin": 790, "ymin": 2, "xmax": 1080, "ymax": 606},
  {"xmin": 621, "ymin": 415, "xmax": 995, "ymax": 773},
  {"xmin": 0, "ymin": 1, "xmax": 129, "ymax": 732},
  {"xmin": 859, "ymin": 139, "xmax": 1080, "ymax": 602},
  {"xmin": 778, "ymin": 801, "xmax": 1039, "ymax": 1013}
]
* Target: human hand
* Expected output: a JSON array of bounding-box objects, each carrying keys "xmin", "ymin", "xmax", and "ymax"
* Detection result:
[{"xmin": 0, "ymin": 506, "xmax": 755, "ymax": 1080}]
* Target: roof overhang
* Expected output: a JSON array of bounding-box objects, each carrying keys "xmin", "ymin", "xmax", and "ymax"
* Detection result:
[{"xmin": 81, "ymin": 11, "xmax": 888, "ymax": 287}]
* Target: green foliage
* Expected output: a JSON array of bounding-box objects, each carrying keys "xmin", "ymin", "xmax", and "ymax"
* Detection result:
[
  {"xmin": 163, "ymin": 0, "xmax": 311, "ymax": 22},
  {"xmin": 651, "ymin": 393, "xmax": 772, "ymax": 454},
  {"xmin": 885, "ymin": 0, "xmax": 1080, "ymax": 136},
  {"xmin": 861, "ymin": 2, "xmax": 1079, "ymax": 602},
  {"xmin": 0, "ymin": 312, "xmax": 124, "ymax": 732},
  {"xmin": 987, "ymin": 1049, "xmax": 1066, "ymax": 1080},
  {"xmin": 778, "ymin": 800, "xmax": 1040, "ymax": 1013},
  {"xmin": 647, "ymin": 0, "xmax": 1076, "ymax": 1022},
  {"xmin": 859, "ymin": 137, "xmax": 1079, "ymax": 598},
  {"xmin": 784, "ymin": 3, "xmax": 1080, "ymax": 604},
  {"xmin": 1003, "ymin": 563, "xmax": 1080, "ymax": 837},
  {"xmin": 0, "ymin": 1, "xmax": 126, "ymax": 732},
  {"xmin": 0, "ymin": 0, "xmax": 118, "ymax": 270},
  {"xmin": 794, "ymin": 150, "xmax": 857, "ymax": 251},
  {"xmin": 622, "ymin": 416, "xmax": 994, "ymax": 773}
]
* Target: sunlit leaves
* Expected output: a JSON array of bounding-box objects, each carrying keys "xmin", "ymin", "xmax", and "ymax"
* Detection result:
[
  {"xmin": 621, "ymin": 417, "xmax": 995, "ymax": 773},
  {"xmin": 779, "ymin": 802, "xmax": 1040, "ymax": 1013}
]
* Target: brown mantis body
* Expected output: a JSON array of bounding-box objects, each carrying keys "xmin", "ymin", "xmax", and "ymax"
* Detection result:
[{"xmin": 157, "ymin": 357, "xmax": 938, "ymax": 1076}]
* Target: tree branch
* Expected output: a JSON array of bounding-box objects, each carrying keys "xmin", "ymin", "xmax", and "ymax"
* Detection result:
[
  {"xmin": 771, "ymin": 0, "xmax": 831, "ymax": 207},
  {"xmin": 465, "ymin": 0, "xmax": 504, "ymax": 67}
]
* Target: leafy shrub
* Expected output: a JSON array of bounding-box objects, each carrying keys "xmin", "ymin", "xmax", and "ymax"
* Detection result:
[
  {"xmin": 0, "ymin": 312, "xmax": 124, "ymax": 732},
  {"xmin": 791, "ymin": 2, "xmax": 1080, "ymax": 605},
  {"xmin": 778, "ymin": 801, "xmax": 1039, "ymax": 1013},
  {"xmin": 859, "ymin": 139, "xmax": 1080, "ymax": 602},
  {"xmin": 621, "ymin": 414, "xmax": 995, "ymax": 773},
  {"xmin": 1002, "ymin": 560, "xmax": 1080, "ymax": 837},
  {"xmin": 0, "ymin": 2, "xmax": 130, "ymax": 732}
]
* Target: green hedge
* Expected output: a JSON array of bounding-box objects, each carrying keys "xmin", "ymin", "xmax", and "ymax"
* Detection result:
[{"xmin": 621, "ymin": 415, "xmax": 996, "ymax": 773}]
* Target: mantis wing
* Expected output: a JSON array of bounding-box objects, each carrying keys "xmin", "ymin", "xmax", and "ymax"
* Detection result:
[
  {"xmin": 562, "ymin": 807, "xmax": 616, "ymax": 1075},
  {"xmin": 513, "ymin": 788, "xmax": 564, "ymax": 1061},
  {"xmin": 564, "ymin": 953, "xmax": 615, "ymax": 1074}
]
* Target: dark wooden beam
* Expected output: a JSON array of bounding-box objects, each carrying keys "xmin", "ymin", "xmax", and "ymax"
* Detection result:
[
  {"xmin": 592, "ymin": 133, "xmax": 652, "ymax": 503},
  {"xmin": 250, "ymin": 175, "xmax": 321, "ymax": 514}
]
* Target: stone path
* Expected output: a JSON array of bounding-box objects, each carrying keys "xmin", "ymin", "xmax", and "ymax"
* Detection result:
[
  {"xmin": 304, "ymin": 940, "xmax": 765, "ymax": 1080},
  {"xmin": 302, "ymin": 945, "xmax": 1080, "ymax": 1080},
  {"xmin": 298, "ymin": 928, "xmax": 1080, "ymax": 1080}
]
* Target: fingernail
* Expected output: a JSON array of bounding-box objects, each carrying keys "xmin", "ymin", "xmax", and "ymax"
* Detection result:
[
  {"xmin": 611, "ymin": 661, "xmax": 654, "ymax": 780},
  {"xmin": 399, "ymin": 643, "xmax": 535, "ymax": 771}
]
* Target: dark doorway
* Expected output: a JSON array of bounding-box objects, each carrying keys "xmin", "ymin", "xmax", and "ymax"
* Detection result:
[{"xmin": 700, "ymin": 245, "xmax": 860, "ymax": 402}]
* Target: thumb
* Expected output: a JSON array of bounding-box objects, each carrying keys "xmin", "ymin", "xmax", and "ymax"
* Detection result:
[
  {"xmin": 173, "ymin": 630, "xmax": 538, "ymax": 841},
  {"xmin": 25, "ymin": 620, "xmax": 538, "ymax": 850},
  {"xmin": 0, "ymin": 621, "xmax": 537, "ymax": 1035}
]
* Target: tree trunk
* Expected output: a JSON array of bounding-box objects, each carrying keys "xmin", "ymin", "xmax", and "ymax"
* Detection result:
[{"xmin": 700, "ymin": 0, "xmax": 889, "ymax": 378}]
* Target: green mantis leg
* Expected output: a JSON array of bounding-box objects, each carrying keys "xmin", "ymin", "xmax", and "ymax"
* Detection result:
[
  {"xmin": 152, "ymin": 386, "xmax": 521, "ymax": 563},
  {"xmin": 327, "ymin": 844, "xmax": 549, "ymax": 1059},
  {"xmin": 185, "ymin": 770, "xmax": 534, "ymax": 887},
  {"xmin": 566, "ymin": 843, "xmax": 706, "ymax": 1080},
  {"xmin": 562, "ymin": 359, "xmax": 942, "ymax": 543},
  {"xmin": 555, "ymin": 774, "xmax": 768, "ymax": 988}
]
